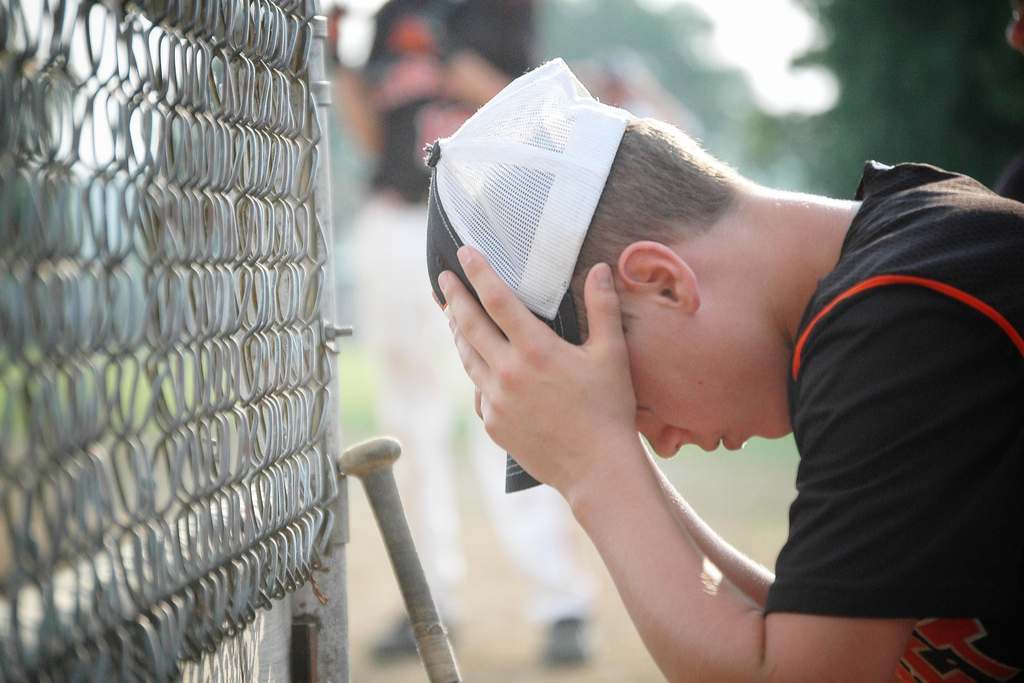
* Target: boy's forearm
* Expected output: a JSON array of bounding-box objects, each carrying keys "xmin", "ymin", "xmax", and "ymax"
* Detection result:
[
  {"xmin": 567, "ymin": 435, "xmax": 770, "ymax": 682},
  {"xmin": 567, "ymin": 437, "xmax": 912, "ymax": 683}
]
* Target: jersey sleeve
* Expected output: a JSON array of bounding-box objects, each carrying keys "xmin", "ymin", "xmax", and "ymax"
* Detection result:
[{"xmin": 766, "ymin": 285, "xmax": 1024, "ymax": 618}]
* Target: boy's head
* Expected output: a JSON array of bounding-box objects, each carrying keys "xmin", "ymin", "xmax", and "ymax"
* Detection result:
[
  {"xmin": 426, "ymin": 59, "xmax": 796, "ymax": 468},
  {"xmin": 425, "ymin": 58, "xmax": 743, "ymax": 342},
  {"xmin": 571, "ymin": 117, "xmax": 742, "ymax": 338}
]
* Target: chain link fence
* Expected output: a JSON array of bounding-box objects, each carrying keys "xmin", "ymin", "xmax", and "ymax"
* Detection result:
[{"xmin": 0, "ymin": 0, "xmax": 341, "ymax": 678}]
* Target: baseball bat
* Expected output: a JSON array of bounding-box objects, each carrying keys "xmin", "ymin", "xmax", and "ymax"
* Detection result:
[{"xmin": 339, "ymin": 437, "xmax": 462, "ymax": 683}]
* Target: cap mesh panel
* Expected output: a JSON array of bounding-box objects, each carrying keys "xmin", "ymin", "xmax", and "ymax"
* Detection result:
[{"xmin": 433, "ymin": 59, "xmax": 631, "ymax": 318}]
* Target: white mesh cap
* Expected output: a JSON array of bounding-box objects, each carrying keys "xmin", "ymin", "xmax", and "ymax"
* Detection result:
[{"xmin": 430, "ymin": 58, "xmax": 634, "ymax": 320}]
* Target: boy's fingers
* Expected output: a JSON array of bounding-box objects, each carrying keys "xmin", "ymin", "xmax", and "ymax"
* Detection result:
[
  {"xmin": 441, "ymin": 302, "xmax": 497, "ymax": 401},
  {"xmin": 439, "ymin": 266, "xmax": 511, "ymax": 365},
  {"xmin": 583, "ymin": 262, "xmax": 626, "ymax": 352},
  {"xmin": 456, "ymin": 246, "xmax": 552, "ymax": 347},
  {"xmin": 451, "ymin": 318, "xmax": 495, "ymax": 394}
]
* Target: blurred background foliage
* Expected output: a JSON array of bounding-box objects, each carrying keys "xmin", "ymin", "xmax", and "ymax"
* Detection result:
[
  {"xmin": 539, "ymin": 0, "xmax": 756, "ymax": 173},
  {"xmin": 539, "ymin": 0, "xmax": 1024, "ymax": 197},
  {"xmin": 779, "ymin": 0, "xmax": 1024, "ymax": 195}
]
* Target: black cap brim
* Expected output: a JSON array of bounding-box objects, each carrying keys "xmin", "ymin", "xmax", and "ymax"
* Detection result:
[{"xmin": 426, "ymin": 167, "xmax": 583, "ymax": 493}]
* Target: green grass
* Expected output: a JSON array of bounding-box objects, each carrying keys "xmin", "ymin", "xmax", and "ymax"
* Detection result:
[{"xmin": 335, "ymin": 344, "xmax": 379, "ymax": 445}]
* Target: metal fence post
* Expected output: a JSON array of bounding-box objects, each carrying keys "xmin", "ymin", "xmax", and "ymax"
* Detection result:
[{"xmin": 291, "ymin": 7, "xmax": 351, "ymax": 683}]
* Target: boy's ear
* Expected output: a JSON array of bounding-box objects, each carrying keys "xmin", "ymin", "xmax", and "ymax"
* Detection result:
[{"xmin": 617, "ymin": 241, "xmax": 700, "ymax": 314}]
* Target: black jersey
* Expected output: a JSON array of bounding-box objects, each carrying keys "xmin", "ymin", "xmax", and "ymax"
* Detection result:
[
  {"xmin": 364, "ymin": 0, "xmax": 534, "ymax": 203},
  {"xmin": 767, "ymin": 162, "xmax": 1024, "ymax": 680}
]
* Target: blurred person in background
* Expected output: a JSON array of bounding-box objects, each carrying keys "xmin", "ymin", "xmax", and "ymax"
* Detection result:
[
  {"xmin": 325, "ymin": 0, "xmax": 597, "ymax": 666},
  {"xmin": 575, "ymin": 48, "xmax": 704, "ymax": 140}
]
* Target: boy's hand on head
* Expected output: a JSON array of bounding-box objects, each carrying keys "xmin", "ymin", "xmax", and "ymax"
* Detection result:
[{"xmin": 439, "ymin": 246, "xmax": 638, "ymax": 498}]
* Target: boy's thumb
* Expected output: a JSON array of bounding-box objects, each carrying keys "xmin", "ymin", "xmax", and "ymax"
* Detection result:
[{"xmin": 583, "ymin": 262, "xmax": 624, "ymax": 346}]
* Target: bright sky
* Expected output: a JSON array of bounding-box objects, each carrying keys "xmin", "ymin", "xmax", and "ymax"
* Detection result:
[
  {"xmin": 339, "ymin": 0, "xmax": 839, "ymax": 115},
  {"xmin": 643, "ymin": 0, "xmax": 838, "ymax": 114}
]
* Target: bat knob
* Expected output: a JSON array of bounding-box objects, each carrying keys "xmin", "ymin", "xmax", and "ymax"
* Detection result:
[{"xmin": 339, "ymin": 437, "xmax": 402, "ymax": 478}]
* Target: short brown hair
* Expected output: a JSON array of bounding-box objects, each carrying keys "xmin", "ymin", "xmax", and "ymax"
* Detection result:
[{"xmin": 569, "ymin": 118, "xmax": 744, "ymax": 337}]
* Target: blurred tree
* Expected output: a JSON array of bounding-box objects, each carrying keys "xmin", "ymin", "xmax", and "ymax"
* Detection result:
[
  {"xmin": 750, "ymin": 0, "xmax": 1024, "ymax": 196},
  {"xmin": 539, "ymin": 0, "xmax": 756, "ymax": 166}
]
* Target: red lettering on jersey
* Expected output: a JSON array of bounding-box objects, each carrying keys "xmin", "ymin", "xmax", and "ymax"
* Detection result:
[{"xmin": 895, "ymin": 619, "xmax": 1018, "ymax": 683}]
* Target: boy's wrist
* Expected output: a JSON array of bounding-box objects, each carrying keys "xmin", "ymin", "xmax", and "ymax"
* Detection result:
[{"xmin": 565, "ymin": 431, "xmax": 649, "ymax": 520}]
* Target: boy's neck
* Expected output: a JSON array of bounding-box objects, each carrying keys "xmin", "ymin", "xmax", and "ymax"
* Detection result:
[
  {"xmin": 681, "ymin": 184, "xmax": 860, "ymax": 345},
  {"xmin": 749, "ymin": 186, "xmax": 860, "ymax": 342}
]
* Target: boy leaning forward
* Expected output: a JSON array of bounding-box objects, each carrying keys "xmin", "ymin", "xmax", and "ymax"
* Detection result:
[{"xmin": 424, "ymin": 59, "xmax": 1023, "ymax": 682}]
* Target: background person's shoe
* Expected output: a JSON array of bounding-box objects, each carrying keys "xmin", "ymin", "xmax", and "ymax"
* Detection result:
[
  {"xmin": 542, "ymin": 617, "xmax": 592, "ymax": 666},
  {"xmin": 371, "ymin": 616, "xmax": 418, "ymax": 662}
]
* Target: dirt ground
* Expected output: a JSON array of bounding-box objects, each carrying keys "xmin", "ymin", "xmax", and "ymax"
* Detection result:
[{"xmin": 343, "ymin": 427, "xmax": 800, "ymax": 683}]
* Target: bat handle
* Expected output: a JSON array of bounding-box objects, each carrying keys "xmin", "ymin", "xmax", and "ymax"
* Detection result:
[{"xmin": 341, "ymin": 438, "xmax": 462, "ymax": 683}]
